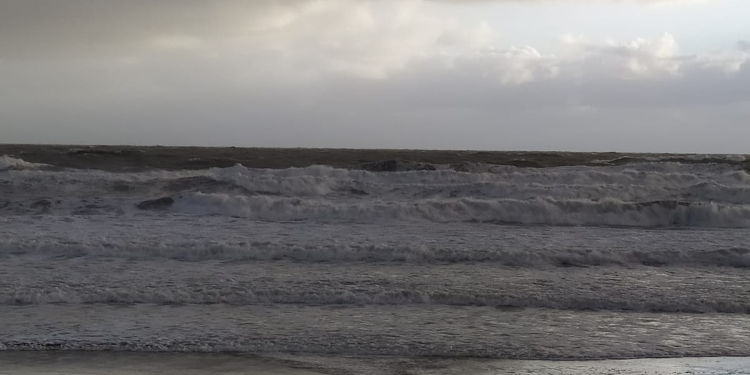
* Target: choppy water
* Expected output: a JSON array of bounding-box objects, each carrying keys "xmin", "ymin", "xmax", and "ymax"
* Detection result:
[{"xmin": 1, "ymin": 154, "xmax": 749, "ymax": 360}]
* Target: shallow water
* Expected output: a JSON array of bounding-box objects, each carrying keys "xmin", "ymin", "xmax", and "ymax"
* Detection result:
[{"xmin": 4, "ymin": 304, "xmax": 750, "ymax": 358}]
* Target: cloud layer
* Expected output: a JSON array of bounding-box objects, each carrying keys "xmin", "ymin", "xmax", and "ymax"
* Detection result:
[{"xmin": 1, "ymin": 0, "xmax": 748, "ymax": 151}]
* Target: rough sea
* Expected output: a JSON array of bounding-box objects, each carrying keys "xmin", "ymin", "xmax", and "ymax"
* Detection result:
[{"xmin": 1, "ymin": 150, "xmax": 749, "ymax": 374}]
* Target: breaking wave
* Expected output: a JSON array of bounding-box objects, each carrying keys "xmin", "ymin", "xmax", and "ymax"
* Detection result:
[
  {"xmin": 3, "ymin": 154, "xmax": 750, "ymax": 359},
  {"xmin": 171, "ymin": 193, "xmax": 750, "ymax": 227},
  {"xmin": 2, "ymin": 157, "xmax": 750, "ymax": 228},
  {"xmin": 0, "ymin": 155, "xmax": 49, "ymax": 171}
]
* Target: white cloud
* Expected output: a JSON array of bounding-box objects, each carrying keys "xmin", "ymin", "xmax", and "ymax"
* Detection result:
[
  {"xmin": 204, "ymin": 3, "xmax": 744, "ymax": 84},
  {"xmin": 560, "ymin": 34, "xmax": 682, "ymax": 78},
  {"xmin": 431, "ymin": 0, "xmax": 712, "ymax": 3},
  {"xmin": 0, "ymin": 0, "xmax": 738, "ymax": 84},
  {"xmin": 453, "ymin": 46, "xmax": 560, "ymax": 84},
  {"xmin": 694, "ymin": 52, "xmax": 748, "ymax": 73},
  {"xmin": 560, "ymin": 33, "xmax": 750, "ymax": 83},
  {"xmin": 245, "ymin": 0, "xmax": 448, "ymax": 79}
]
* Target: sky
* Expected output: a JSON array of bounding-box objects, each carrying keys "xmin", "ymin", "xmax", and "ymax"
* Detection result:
[{"xmin": 1, "ymin": 0, "xmax": 749, "ymax": 152}]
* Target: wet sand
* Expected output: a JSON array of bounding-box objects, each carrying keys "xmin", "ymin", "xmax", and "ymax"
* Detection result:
[
  {"xmin": 0, "ymin": 352, "xmax": 748, "ymax": 375},
  {"xmin": 2, "ymin": 144, "xmax": 748, "ymax": 172}
]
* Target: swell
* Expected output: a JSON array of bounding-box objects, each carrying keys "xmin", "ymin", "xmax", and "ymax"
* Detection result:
[
  {"xmin": 170, "ymin": 193, "xmax": 750, "ymax": 228},
  {"xmin": 2, "ymin": 238, "xmax": 748, "ymax": 267},
  {"xmin": 5, "ymin": 194, "xmax": 750, "ymax": 228},
  {"xmin": 3, "ymin": 288, "xmax": 749, "ymax": 314},
  {"xmin": 3, "ymin": 159, "xmax": 750, "ymax": 227}
]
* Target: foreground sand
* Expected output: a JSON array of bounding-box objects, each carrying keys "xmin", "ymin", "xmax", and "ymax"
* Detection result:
[{"xmin": 1, "ymin": 352, "xmax": 748, "ymax": 375}]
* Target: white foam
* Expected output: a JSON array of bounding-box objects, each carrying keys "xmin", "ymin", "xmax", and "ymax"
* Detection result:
[
  {"xmin": 3, "ymin": 158, "xmax": 750, "ymax": 361},
  {"xmin": 0, "ymin": 155, "xmax": 49, "ymax": 171},
  {"xmin": 2, "ymin": 161, "xmax": 750, "ymax": 227}
]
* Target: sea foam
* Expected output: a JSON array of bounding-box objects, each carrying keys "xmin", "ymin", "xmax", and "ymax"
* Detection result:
[{"xmin": 2, "ymin": 158, "xmax": 750, "ymax": 227}]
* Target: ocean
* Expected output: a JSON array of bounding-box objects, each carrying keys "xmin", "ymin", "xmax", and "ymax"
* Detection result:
[{"xmin": 1, "ymin": 147, "xmax": 749, "ymax": 374}]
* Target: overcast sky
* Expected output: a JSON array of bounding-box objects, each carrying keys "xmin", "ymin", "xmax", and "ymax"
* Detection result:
[{"xmin": 1, "ymin": 0, "xmax": 749, "ymax": 152}]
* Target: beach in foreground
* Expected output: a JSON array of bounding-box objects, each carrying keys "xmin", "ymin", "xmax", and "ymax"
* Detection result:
[{"xmin": 1, "ymin": 353, "xmax": 748, "ymax": 375}]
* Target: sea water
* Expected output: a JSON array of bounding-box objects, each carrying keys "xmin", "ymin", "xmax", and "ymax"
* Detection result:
[{"xmin": 1, "ymin": 155, "xmax": 749, "ymax": 372}]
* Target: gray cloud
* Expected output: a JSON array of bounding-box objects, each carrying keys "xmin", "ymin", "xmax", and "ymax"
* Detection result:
[
  {"xmin": 2, "ymin": 41, "xmax": 748, "ymax": 151},
  {"xmin": 0, "ymin": 0, "xmax": 747, "ymax": 152},
  {"xmin": 0, "ymin": 0, "xmax": 716, "ymax": 59},
  {"xmin": 0, "ymin": 0, "xmax": 298, "ymax": 58}
]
